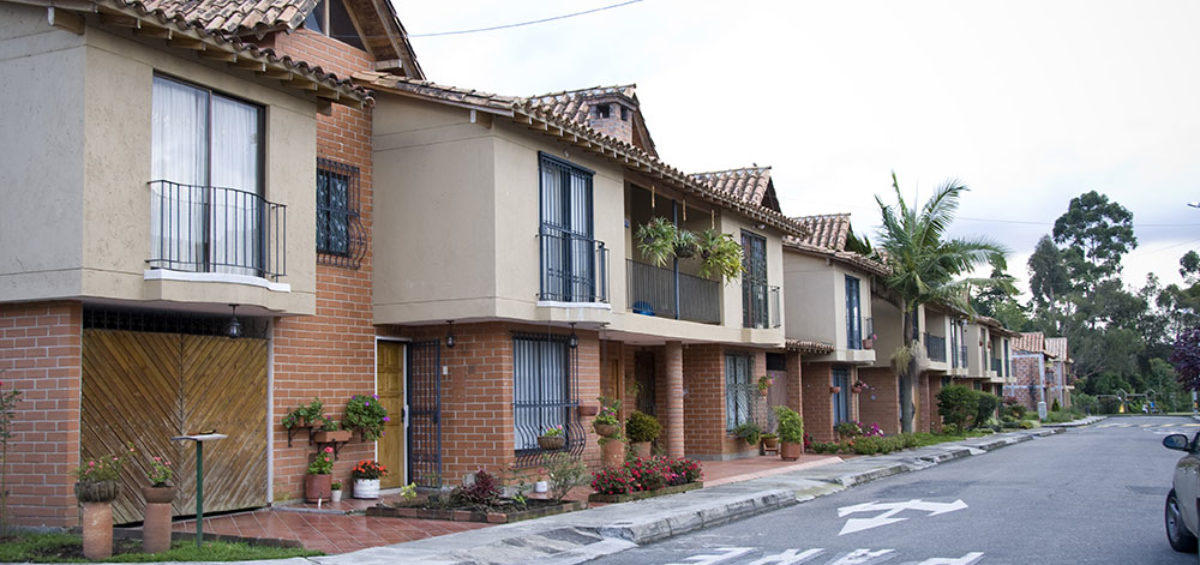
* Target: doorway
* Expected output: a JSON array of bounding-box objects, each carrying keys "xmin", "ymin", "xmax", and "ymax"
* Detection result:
[
  {"xmin": 634, "ymin": 351, "xmax": 656, "ymax": 415},
  {"xmin": 376, "ymin": 340, "xmax": 406, "ymax": 488}
]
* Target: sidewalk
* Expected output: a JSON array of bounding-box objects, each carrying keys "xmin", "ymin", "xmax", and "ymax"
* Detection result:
[{"xmin": 273, "ymin": 416, "xmax": 1105, "ymax": 565}]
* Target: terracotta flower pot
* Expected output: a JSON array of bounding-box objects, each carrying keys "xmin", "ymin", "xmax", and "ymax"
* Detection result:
[
  {"xmin": 538, "ymin": 435, "xmax": 566, "ymax": 450},
  {"xmin": 594, "ymin": 422, "xmax": 620, "ymax": 437},
  {"xmin": 780, "ymin": 441, "xmax": 803, "ymax": 461},
  {"xmin": 305, "ymin": 474, "xmax": 332, "ymax": 503},
  {"xmin": 313, "ymin": 429, "xmax": 352, "ymax": 443},
  {"xmin": 761, "ymin": 436, "xmax": 779, "ymax": 450},
  {"xmin": 632, "ymin": 441, "xmax": 652, "ymax": 458},
  {"xmin": 830, "ymin": 386, "xmax": 841, "ymax": 394},
  {"xmin": 142, "ymin": 485, "xmax": 177, "ymax": 504},
  {"xmin": 81, "ymin": 501, "xmax": 113, "ymax": 560},
  {"xmin": 601, "ymin": 438, "xmax": 626, "ymax": 468}
]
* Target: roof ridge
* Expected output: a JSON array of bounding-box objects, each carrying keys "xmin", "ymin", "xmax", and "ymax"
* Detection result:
[
  {"xmin": 689, "ymin": 166, "xmax": 773, "ymax": 177},
  {"xmin": 528, "ymin": 84, "xmax": 638, "ymax": 101}
]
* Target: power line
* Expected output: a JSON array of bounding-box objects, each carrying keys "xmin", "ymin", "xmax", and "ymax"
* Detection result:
[{"xmin": 409, "ymin": 0, "xmax": 644, "ymax": 38}]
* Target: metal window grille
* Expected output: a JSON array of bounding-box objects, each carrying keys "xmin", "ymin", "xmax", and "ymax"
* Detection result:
[
  {"xmin": 407, "ymin": 339, "xmax": 442, "ymax": 488},
  {"xmin": 845, "ymin": 275, "xmax": 861, "ymax": 348},
  {"xmin": 538, "ymin": 153, "xmax": 606, "ymax": 303},
  {"xmin": 512, "ymin": 332, "xmax": 583, "ymax": 467},
  {"xmin": 725, "ymin": 353, "xmax": 754, "ymax": 430},
  {"xmin": 741, "ymin": 231, "xmax": 772, "ymax": 329},
  {"xmin": 925, "ymin": 333, "xmax": 947, "ymax": 362},
  {"xmin": 316, "ymin": 158, "xmax": 365, "ymax": 269}
]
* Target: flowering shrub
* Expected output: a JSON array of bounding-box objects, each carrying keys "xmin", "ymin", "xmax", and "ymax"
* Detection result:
[
  {"xmin": 591, "ymin": 457, "xmax": 703, "ymax": 494},
  {"xmin": 757, "ymin": 375, "xmax": 773, "ymax": 391},
  {"xmin": 351, "ymin": 459, "xmax": 388, "ymax": 480},
  {"xmin": 75, "ymin": 443, "xmax": 135, "ymax": 483},
  {"xmin": 456, "ymin": 469, "xmax": 501, "ymax": 506},
  {"xmin": 147, "ymin": 456, "xmax": 173, "ymax": 486},
  {"xmin": 541, "ymin": 425, "xmax": 564, "ymax": 437},
  {"xmin": 345, "ymin": 394, "xmax": 389, "ymax": 441},
  {"xmin": 594, "ymin": 396, "xmax": 621, "ymax": 426},
  {"xmin": 307, "ymin": 446, "xmax": 334, "ymax": 475},
  {"xmin": 863, "ymin": 422, "xmax": 885, "ymax": 438},
  {"xmin": 834, "ymin": 420, "xmax": 864, "ymax": 439}
]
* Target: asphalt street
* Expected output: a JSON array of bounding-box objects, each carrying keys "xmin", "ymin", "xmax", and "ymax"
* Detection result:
[{"xmin": 592, "ymin": 416, "xmax": 1198, "ymax": 565}]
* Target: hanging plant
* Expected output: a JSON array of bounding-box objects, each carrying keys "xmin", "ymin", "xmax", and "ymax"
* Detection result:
[
  {"xmin": 636, "ymin": 217, "xmax": 680, "ymax": 267},
  {"xmin": 674, "ymin": 229, "xmax": 698, "ymax": 259},
  {"xmin": 696, "ymin": 229, "xmax": 745, "ymax": 282}
]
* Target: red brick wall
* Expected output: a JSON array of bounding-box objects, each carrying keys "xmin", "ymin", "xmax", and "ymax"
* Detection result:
[
  {"xmin": 801, "ymin": 362, "xmax": 834, "ymax": 443},
  {"xmin": 683, "ymin": 344, "xmax": 758, "ymax": 459},
  {"xmin": 857, "ymin": 367, "xmax": 898, "ymax": 435},
  {"xmin": 385, "ymin": 323, "xmax": 602, "ymax": 485},
  {"xmin": 919, "ymin": 373, "xmax": 944, "ymax": 433},
  {"xmin": 0, "ymin": 302, "xmax": 82, "ymax": 528},
  {"xmin": 265, "ymin": 28, "xmax": 379, "ymax": 502}
]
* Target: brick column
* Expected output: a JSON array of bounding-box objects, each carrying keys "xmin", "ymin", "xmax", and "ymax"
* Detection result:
[
  {"xmin": 665, "ymin": 341, "xmax": 684, "ymax": 458},
  {"xmin": 786, "ymin": 351, "xmax": 803, "ymax": 413}
]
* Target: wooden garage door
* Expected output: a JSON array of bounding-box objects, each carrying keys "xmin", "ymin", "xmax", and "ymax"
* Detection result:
[{"xmin": 82, "ymin": 330, "xmax": 267, "ymax": 524}]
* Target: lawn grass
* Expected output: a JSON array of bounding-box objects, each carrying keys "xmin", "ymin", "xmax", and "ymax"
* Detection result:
[
  {"xmin": 0, "ymin": 532, "xmax": 322, "ymax": 563},
  {"xmin": 907, "ymin": 429, "xmax": 990, "ymax": 448}
]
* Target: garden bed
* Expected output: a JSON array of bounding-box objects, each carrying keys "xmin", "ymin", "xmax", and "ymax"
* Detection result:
[
  {"xmin": 367, "ymin": 498, "xmax": 587, "ymax": 524},
  {"xmin": 587, "ymin": 481, "xmax": 702, "ymax": 503}
]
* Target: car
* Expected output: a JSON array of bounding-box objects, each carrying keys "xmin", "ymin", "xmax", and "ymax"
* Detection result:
[{"xmin": 1163, "ymin": 433, "xmax": 1200, "ymax": 553}]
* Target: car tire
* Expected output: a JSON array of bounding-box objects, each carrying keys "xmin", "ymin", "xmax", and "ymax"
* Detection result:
[{"xmin": 1166, "ymin": 489, "xmax": 1198, "ymax": 553}]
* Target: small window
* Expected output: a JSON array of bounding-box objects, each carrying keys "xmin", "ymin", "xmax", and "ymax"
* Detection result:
[
  {"xmin": 620, "ymin": 106, "xmax": 629, "ymax": 121},
  {"xmin": 595, "ymin": 104, "xmax": 610, "ymax": 119},
  {"xmin": 513, "ymin": 333, "xmax": 580, "ymax": 466},
  {"xmin": 316, "ymin": 158, "xmax": 363, "ymax": 268},
  {"xmin": 725, "ymin": 353, "xmax": 753, "ymax": 430}
]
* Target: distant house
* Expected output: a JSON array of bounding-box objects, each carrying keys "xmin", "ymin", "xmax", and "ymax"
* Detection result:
[{"xmin": 1010, "ymin": 332, "xmax": 1072, "ymax": 411}]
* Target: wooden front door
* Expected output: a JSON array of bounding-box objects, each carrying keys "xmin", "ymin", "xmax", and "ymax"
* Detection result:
[
  {"xmin": 81, "ymin": 330, "xmax": 267, "ymax": 524},
  {"xmin": 376, "ymin": 340, "xmax": 405, "ymax": 488}
]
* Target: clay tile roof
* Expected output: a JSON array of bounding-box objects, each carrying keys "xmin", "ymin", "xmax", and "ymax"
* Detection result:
[
  {"xmin": 141, "ymin": 0, "xmax": 316, "ymax": 35},
  {"xmin": 793, "ymin": 214, "xmax": 851, "ymax": 251},
  {"xmin": 1044, "ymin": 337, "xmax": 1069, "ymax": 360},
  {"xmin": 527, "ymin": 84, "xmax": 637, "ymax": 125},
  {"xmin": 689, "ymin": 167, "xmax": 774, "ymax": 209},
  {"xmin": 1012, "ymin": 332, "xmax": 1046, "ymax": 354},
  {"xmin": 786, "ymin": 339, "xmax": 835, "ymax": 355}
]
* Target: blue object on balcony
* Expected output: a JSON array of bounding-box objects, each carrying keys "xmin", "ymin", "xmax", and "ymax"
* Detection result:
[{"xmin": 632, "ymin": 301, "xmax": 655, "ymax": 315}]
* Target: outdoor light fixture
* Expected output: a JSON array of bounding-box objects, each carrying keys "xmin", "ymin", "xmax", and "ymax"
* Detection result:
[
  {"xmin": 445, "ymin": 320, "xmax": 456, "ymax": 349},
  {"xmin": 568, "ymin": 323, "xmax": 578, "ymax": 349},
  {"xmin": 226, "ymin": 304, "xmax": 242, "ymax": 339}
]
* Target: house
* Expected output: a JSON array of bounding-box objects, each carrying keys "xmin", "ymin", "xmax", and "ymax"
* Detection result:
[
  {"xmin": 1010, "ymin": 332, "xmax": 1072, "ymax": 413},
  {"xmin": 349, "ymin": 74, "xmax": 807, "ymax": 478},
  {"xmin": 0, "ymin": 0, "xmax": 419, "ymax": 527},
  {"xmin": 781, "ymin": 214, "xmax": 891, "ymax": 442}
]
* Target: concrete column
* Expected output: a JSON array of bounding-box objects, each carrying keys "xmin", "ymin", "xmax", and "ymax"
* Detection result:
[{"xmin": 665, "ymin": 341, "xmax": 684, "ymax": 458}]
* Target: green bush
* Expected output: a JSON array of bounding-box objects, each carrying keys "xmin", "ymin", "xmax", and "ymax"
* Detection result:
[
  {"xmin": 834, "ymin": 421, "xmax": 862, "ymax": 439},
  {"xmin": 1051, "ymin": 398, "xmax": 1061, "ymax": 412},
  {"xmin": 625, "ymin": 410, "xmax": 661, "ymax": 443},
  {"xmin": 853, "ymin": 436, "xmax": 882, "ymax": 455},
  {"xmin": 773, "ymin": 406, "xmax": 804, "ymax": 444},
  {"xmin": 937, "ymin": 385, "xmax": 978, "ymax": 432},
  {"xmin": 974, "ymin": 392, "xmax": 1000, "ymax": 430},
  {"xmin": 900, "ymin": 433, "xmax": 919, "ymax": 448},
  {"xmin": 733, "ymin": 422, "xmax": 761, "ymax": 446},
  {"xmin": 1019, "ymin": 420, "xmax": 1036, "ymax": 429},
  {"xmin": 1001, "ymin": 420, "xmax": 1021, "ymax": 429}
]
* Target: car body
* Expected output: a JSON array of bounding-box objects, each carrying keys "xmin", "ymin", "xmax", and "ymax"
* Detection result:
[{"xmin": 1163, "ymin": 432, "xmax": 1200, "ymax": 553}]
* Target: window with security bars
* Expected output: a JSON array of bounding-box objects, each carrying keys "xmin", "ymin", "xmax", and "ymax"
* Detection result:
[
  {"xmin": 539, "ymin": 153, "xmax": 603, "ymax": 302},
  {"xmin": 725, "ymin": 353, "xmax": 754, "ymax": 430},
  {"xmin": 741, "ymin": 231, "xmax": 768, "ymax": 328},
  {"xmin": 832, "ymin": 367, "xmax": 851, "ymax": 425},
  {"xmin": 512, "ymin": 334, "xmax": 580, "ymax": 460},
  {"xmin": 316, "ymin": 158, "xmax": 363, "ymax": 268},
  {"xmin": 846, "ymin": 275, "xmax": 862, "ymax": 349}
]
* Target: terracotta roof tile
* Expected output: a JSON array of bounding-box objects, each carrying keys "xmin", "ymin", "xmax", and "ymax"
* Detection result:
[
  {"xmin": 689, "ymin": 167, "xmax": 773, "ymax": 208},
  {"xmin": 1044, "ymin": 337, "xmax": 1069, "ymax": 360},
  {"xmin": 1012, "ymin": 332, "xmax": 1045, "ymax": 354},
  {"xmin": 527, "ymin": 85, "xmax": 637, "ymax": 125},
  {"xmin": 140, "ymin": 0, "xmax": 317, "ymax": 34},
  {"xmin": 781, "ymin": 213, "xmax": 889, "ymax": 276}
]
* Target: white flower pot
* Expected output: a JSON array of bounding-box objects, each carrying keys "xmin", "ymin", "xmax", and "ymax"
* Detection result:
[
  {"xmin": 331, "ymin": 489, "xmax": 342, "ymax": 502},
  {"xmin": 354, "ymin": 478, "xmax": 381, "ymax": 499},
  {"xmin": 534, "ymin": 480, "xmax": 549, "ymax": 493}
]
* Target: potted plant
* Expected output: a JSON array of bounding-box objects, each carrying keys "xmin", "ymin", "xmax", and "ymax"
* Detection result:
[
  {"xmin": 538, "ymin": 425, "xmax": 566, "ymax": 450},
  {"xmin": 593, "ymin": 396, "xmax": 622, "ymax": 437},
  {"xmin": 852, "ymin": 381, "xmax": 871, "ymax": 394},
  {"xmin": 330, "ymin": 481, "xmax": 343, "ymax": 503},
  {"xmin": 757, "ymin": 375, "xmax": 773, "ymax": 397},
  {"xmin": 305, "ymin": 446, "xmax": 334, "ymax": 503},
  {"xmin": 636, "ymin": 217, "xmax": 681, "ymax": 267},
  {"xmin": 283, "ymin": 398, "xmax": 324, "ymax": 430},
  {"xmin": 313, "ymin": 418, "xmax": 353, "ymax": 443},
  {"xmin": 141, "ymin": 454, "xmax": 174, "ymax": 553},
  {"xmin": 674, "ymin": 228, "xmax": 699, "ymax": 259},
  {"xmin": 760, "ymin": 432, "xmax": 779, "ymax": 452},
  {"xmin": 625, "ymin": 410, "xmax": 661, "ymax": 458},
  {"xmin": 351, "ymin": 459, "xmax": 388, "ymax": 499},
  {"xmin": 774, "ymin": 406, "xmax": 804, "ymax": 461},
  {"xmin": 345, "ymin": 394, "xmax": 389, "ymax": 442},
  {"xmin": 732, "ymin": 422, "xmax": 762, "ymax": 447},
  {"xmin": 862, "ymin": 333, "xmax": 877, "ymax": 350},
  {"xmin": 73, "ymin": 444, "xmax": 133, "ymax": 560},
  {"xmin": 696, "ymin": 229, "xmax": 745, "ymax": 281}
]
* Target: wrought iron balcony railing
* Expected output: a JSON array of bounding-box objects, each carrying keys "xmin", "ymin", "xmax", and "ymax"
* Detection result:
[
  {"xmin": 538, "ymin": 231, "xmax": 608, "ymax": 303},
  {"xmin": 743, "ymin": 282, "xmax": 781, "ymax": 329},
  {"xmin": 148, "ymin": 180, "xmax": 286, "ymax": 280},
  {"xmin": 627, "ymin": 260, "xmax": 720, "ymax": 324}
]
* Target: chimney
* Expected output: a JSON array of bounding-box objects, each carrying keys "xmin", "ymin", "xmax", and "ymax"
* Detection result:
[{"xmin": 586, "ymin": 95, "xmax": 634, "ymax": 145}]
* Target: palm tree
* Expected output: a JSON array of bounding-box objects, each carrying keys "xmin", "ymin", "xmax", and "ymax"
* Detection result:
[{"xmin": 874, "ymin": 173, "xmax": 1006, "ymax": 433}]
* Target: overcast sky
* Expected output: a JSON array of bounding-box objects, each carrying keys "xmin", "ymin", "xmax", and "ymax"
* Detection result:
[{"xmin": 397, "ymin": 0, "xmax": 1200, "ymax": 296}]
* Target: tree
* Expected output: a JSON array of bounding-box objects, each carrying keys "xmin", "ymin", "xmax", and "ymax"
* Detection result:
[
  {"xmin": 873, "ymin": 173, "xmax": 1006, "ymax": 433},
  {"xmin": 1170, "ymin": 326, "xmax": 1200, "ymax": 392},
  {"xmin": 1027, "ymin": 235, "xmax": 1070, "ymax": 320},
  {"xmin": 1051, "ymin": 191, "xmax": 1137, "ymax": 293}
]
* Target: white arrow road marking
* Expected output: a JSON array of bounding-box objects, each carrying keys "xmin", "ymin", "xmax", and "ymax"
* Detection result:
[
  {"xmin": 915, "ymin": 552, "xmax": 985, "ymax": 565},
  {"xmin": 662, "ymin": 546, "xmax": 755, "ymax": 565},
  {"xmin": 829, "ymin": 548, "xmax": 895, "ymax": 564},
  {"xmin": 838, "ymin": 499, "xmax": 968, "ymax": 535},
  {"xmin": 746, "ymin": 548, "xmax": 825, "ymax": 565}
]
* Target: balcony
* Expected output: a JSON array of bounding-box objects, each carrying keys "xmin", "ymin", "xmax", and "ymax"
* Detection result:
[
  {"xmin": 925, "ymin": 333, "xmax": 946, "ymax": 362},
  {"xmin": 538, "ymin": 231, "xmax": 609, "ymax": 303},
  {"xmin": 627, "ymin": 260, "xmax": 720, "ymax": 324},
  {"xmin": 743, "ymin": 282, "xmax": 780, "ymax": 329},
  {"xmin": 148, "ymin": 181, "xmax": 286, "ymax": 279},
  {"xmin": 991, "ymin": 358, "xmax": 1002, "ymax": 374}
]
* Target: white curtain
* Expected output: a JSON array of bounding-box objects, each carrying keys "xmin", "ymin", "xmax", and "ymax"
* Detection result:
[
  {"xmin": 150, "ymin": 77, "xmax": 207, "ymax": 270},
  {"xmin": 210, "ymin": 96, "xmax": 261, "ymax": 276}
]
